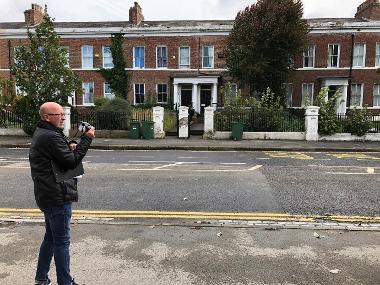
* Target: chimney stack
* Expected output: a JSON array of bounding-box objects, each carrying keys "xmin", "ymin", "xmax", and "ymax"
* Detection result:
[
  {"xmin": 24, "ymin": 3, "xmax": 45, "ymax": 26},
  {"xmin": 129, "ymin": 2, "xmax": 144, "ymax": 25},
  {"xmin": 355, "ymin": 0, "xmax": 380, "ymax": 20}
]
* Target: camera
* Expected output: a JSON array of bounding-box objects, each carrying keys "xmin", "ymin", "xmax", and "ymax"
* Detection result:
[{"xmin": 78, "ymin": 121, "xmax": 92, "ymax": 133}]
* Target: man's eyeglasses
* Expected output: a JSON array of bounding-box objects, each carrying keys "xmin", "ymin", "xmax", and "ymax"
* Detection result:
[{"xmin": 46, "ymin": 113, "xmax": 66, "ymax": 117}]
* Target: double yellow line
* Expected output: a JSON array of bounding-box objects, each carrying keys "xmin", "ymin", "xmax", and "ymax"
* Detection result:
[{"xmin": 0, "ymin": 208, "xmax": 379, "ymax": 224}]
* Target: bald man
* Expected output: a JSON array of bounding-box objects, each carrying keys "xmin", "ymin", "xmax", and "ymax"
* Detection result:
[{"xmin": 29, "ymin": 102, "xmax": 95, "ymax": 285}]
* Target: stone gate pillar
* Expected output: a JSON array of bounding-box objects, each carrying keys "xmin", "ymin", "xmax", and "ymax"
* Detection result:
[
  {"xmin": 178, "ymin": 106, "xmax": 189, "ymax": 138},
  {"xmin": 153, "ymin": 106, "xmax": 165, "ymax": 138},
  {"xmin": 203, "ymin": 106, "xmax": 214, "ymax": 138},
  {"xmin": 305, "ymin": 106, "xmax": 319, "ymax": 141}
]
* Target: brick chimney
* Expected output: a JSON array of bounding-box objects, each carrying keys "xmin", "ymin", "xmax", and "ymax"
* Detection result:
[
  {"xmin": 355, "ymin": 0, "xmax": 380, "ymax": 20},
  {"xmin": 129, "ymin": 2, "xmax": 144, "ymax": 25},
  {"xmin": 24, "ymin": 3, "xmax": 45, "ymax": 26}
]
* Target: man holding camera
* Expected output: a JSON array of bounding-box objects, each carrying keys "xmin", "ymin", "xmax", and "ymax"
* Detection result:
[{"xmin": 29, "ymin": 102, "xmax": 95, "ymax": 285}]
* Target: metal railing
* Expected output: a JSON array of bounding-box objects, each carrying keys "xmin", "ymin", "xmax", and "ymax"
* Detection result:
[
  {"xmin": 0, "ymin": 109, "xmax": 24, "ymax": 128},
  {"xmin": 335, "ymin": 114, "xmax": 380, "ymax": 133},
  {"xmin": 71, "ymin": 110, "xmax": 129, "ymax": 130},
  {"xmin": 214, "ymin": 108, "xmax": 305, "ymax": 132}
]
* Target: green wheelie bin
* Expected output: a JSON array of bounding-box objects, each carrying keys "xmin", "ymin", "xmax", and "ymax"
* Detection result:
[
  {"xmin": 231, "ymin": 121, "xmax": 244, "ymax": 141},
  {"xmin": 129, "ymin": 121, "xmax": 141, "ymax": 139},
  {"xmin": 141, "ymin": 121, "xmax": 154, "ymax": 139}
]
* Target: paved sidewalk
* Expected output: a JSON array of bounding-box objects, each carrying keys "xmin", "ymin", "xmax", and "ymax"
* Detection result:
[
  {"xmin": 1, "ymin": 220, "xmax": 379, "ymax": 285},
  {"xmin": 0, "ymin": 135, "xmax": 380, "ymax": 151}
]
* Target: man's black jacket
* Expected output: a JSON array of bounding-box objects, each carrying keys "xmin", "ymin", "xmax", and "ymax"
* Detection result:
[{"xmin": 29, "ymin": 121, "xmax": 92, "ymax": 209}]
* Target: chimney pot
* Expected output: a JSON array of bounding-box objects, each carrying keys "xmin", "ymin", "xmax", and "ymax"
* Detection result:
[
  {"xmin": 129, "ymin": 2, "xmax": 144, "ymax": 25},
  {"xmin": 24, "ymin": 3, "xmax": 45, "ymax": 26}
]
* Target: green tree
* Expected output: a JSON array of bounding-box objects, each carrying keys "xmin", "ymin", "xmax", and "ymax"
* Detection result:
[
  {"xmin": 11, "ymin": 12, "xmax": 82, "ymax": 134},
  {"xmin": 98, "ymin": 33, "xmax": 130, "ymax": 100},
  {"xmin": 226, "ymin": 0, "xmax": 309, "ymax": 102}
]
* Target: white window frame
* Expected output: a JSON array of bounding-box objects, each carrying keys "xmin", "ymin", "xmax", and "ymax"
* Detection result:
[
  {"xmin": 327, "ymin": 44, "xmax": 340, "ymax": 68},
  {"xmin": 81, "ymin": 45, "xmax": 93, "ymax": 69},
  {"xmin": 353, "ymin": 43, "xmax": 366, "ymax": 67},
  {"xmin": 133, "ymin": 46, "xmax": 145, "ymax": 69},
  {"xmin": 156, "ymin": 46, "xmax": 168, "ymax": 69},
  {"xmin": 134, "ymin": 83, "xmax": 145, "ymax": 104},
  {"xmin": 283, "ymin": 83, "xmax": 293, "ymax": 107},
  {"xmin": 202, "ymin": 46, "xmax": 214, "ymax": 68},
  {"xmin": 102, "ymin": 46, "xmax": 113, "ymax": 68},
  {"xmin": 156, "ymin": 83, "xmax": 168, "ymax": 104},
  {"xmin": 179, "ymin": 46, "xmax": 190, "ymax": 69},
  {"xmin": 224, "ymin": 83, "xmax": 238, "ymax": 98},
  {"xmin": 376, "ymin": 43, "xmax": 380, "ymax": 67},
  {"xmin": 303, "ymin": 45, "xmax": 315, "ymax": 68},
  {"xmin": 103, "ymin": 82, "xmax": 115, "ymax": 100},
  {"xmin": 82, "ymin": 82, "xmax": 94, "ymax": 106},
  {"xmin": 373, "ymin": 84, "xmax": 380, "ymax": 107},
  {"xmin": 351, "ymin": 84, "xmax": 363, "ymax": 107},
  {"xmin": 302, "ymin": 83, "xmax": 314, "ymax": 106}
]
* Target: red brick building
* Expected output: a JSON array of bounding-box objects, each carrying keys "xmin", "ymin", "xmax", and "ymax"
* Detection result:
[{"xmin": 1, "ymin": 1, "xmax": 380, "ymax": 114}]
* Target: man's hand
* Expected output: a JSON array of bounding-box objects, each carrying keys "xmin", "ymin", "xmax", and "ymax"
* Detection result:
[
  {"xmin": 85, "ymin": 127, "xmax": 96, "ymax": 139},
  {"xmin": 69, "ymin": 143, "xmax": 77, "ymax": 151}
]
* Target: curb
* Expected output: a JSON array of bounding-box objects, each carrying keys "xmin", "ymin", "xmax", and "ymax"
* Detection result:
[{"xmin": 1, "ymin": 143, "xmax": 380, "ymax": 152}]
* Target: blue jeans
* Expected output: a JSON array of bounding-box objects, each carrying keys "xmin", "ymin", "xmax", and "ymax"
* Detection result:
[{"xmin": 35, "ymin": 203, "xmax": 73, "ymax": 285}]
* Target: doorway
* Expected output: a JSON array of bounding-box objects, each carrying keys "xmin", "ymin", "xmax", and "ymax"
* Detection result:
[
  {"xmin": 328, "ymin": 85, "xmax": 340, "ymax": 99},
  {"xmin": 200, "ymin": 84, "xmax": 212, "ymax": 114},
  {"xmin": 181, "ymin": 84, "xmax": 192, "ymax": 107}
]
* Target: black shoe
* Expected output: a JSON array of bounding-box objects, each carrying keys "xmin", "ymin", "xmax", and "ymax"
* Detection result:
[{"xmin": 35, "ymin": 278, "xmax": 51, "ymax": 285}]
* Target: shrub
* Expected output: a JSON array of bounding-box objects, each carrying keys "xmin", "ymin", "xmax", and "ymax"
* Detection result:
[
  {"xmin": 345, "ymin": 107, "xmax": 372, "ymax": 136},
  {"xmin": 12, "ymin": 96, "xmax": 39, "ymax": 135},
  {"xmin": 94, "ymin": 97, "xmax": 109, "ymax": 107},
  {"xmin": 315, "ymin": 87, "xmax": 341, "ymax": 136},
  {"xmin": 97, "ymin": 97, "xmax": 129, "ymax": 113},
  {"xmin": 248, "ymin": 87, "xmax": 284, "ymax": 131},
  {"xmin": 96, "ymin": 97, "xmax": 130, "ymax": 130}
]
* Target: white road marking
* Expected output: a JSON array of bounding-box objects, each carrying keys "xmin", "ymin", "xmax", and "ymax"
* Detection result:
[
  {"xmin": 248, "ymin": 165, "xmax": 263, "ymax": 171},
  {"xmin": 153, "ymin": 163, "xmax": 177, "ymax": 170},
  {"xmin": 120, "ymin": 163, "xmax": 155, "ymax": 166},
  {"xmin": 220, "ymin": 163, "xmax": 246, "ymax": 165},
  {"xmin": 367, "ymin": 167, "xmax": 375, "ymax": 174},
  {"xmin": 128, "ymin": 160, "xmax": 175, "ymax": 163},
  {"xmin": 177, "ymin": 156, "xmax": 208, "ymax": 159}
]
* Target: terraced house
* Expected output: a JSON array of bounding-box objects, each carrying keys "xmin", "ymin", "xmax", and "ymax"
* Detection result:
[{"xmin": 1, "ymin": 0, "xmax": 380, "ymax": 115}]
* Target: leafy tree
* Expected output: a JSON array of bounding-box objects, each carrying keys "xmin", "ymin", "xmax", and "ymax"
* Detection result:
[
  {"xmin": 226, "ymin": 0, "xmax": 309, "ymax": 103},
  {"xmin": 98, "ymin": 33, "xmax": 130, "ymax": 100},
  {"xmin": 11, "ymin": 12, "xmax": 82, "ymax": 134}
]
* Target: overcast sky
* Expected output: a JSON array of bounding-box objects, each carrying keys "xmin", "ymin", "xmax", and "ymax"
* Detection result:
[{"xmin": 1, "ymin": 0, "xmax": 364, "ymax": 22}]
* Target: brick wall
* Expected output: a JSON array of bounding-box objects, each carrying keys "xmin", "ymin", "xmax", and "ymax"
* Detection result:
[{"xmin": 2, "ymin": 18, "xmax": 380, "ymax": 112}]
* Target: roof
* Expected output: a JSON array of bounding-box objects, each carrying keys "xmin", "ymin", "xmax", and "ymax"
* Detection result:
[
  {"xmin": 2, "ymin": 18, "xmax": 380, "ymax": 36},
  {"xmin": 0, "ymin": 20, "xmax": 233, "ymax": 30}
]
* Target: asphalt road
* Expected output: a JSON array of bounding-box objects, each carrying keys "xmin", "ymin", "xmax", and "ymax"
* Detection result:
[{"xmin": 0, "ymin": 148, "xmax": 379, "ymax": 217}]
